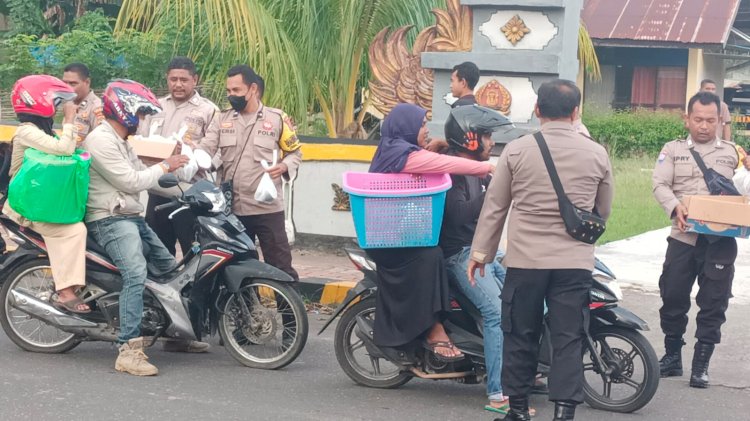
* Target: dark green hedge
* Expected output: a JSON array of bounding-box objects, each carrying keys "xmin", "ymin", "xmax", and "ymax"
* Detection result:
[{"xmin": 584, "ymin": 109, "xmax": 688, "ymax": 157}]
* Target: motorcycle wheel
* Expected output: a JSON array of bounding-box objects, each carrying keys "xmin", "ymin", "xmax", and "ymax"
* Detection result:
[
  {"xmin": 219, "ymin": 279, "xmax": 308, "ymax": 370},
  {"xmin": 583, "ymin": 325, "xmax": 659, "ymax": 413},
  {"xmin": 0, "ymin": 258, "xmax": 81, "ymax": 353},
  {"xmin": 333, "ymin": 297, "xmax": 412, "ymax": 389}
]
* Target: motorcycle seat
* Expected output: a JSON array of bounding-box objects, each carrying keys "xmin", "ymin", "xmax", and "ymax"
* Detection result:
[
  {"xmin": 86, "ymin": 234, "xmax": 177, "ymax": 283},
  {"xmin": 86, "ymin": 235, "xmax": 111, "ymax": 259}
]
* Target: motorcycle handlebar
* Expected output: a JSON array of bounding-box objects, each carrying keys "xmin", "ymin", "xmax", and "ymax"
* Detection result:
[{"xmin": 154, "ymin": 199, "xmax": 181, "ymax": 212}]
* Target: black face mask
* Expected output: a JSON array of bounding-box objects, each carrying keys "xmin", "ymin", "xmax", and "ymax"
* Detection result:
[{"xmin": 228, "ymin": 95, "xmax": 248, "ymax": 112}]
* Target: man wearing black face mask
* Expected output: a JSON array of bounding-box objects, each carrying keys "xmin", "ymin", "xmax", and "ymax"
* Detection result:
[{"xmin": 197, "ymin": 65, "xmax": 302, "ymax": 280}]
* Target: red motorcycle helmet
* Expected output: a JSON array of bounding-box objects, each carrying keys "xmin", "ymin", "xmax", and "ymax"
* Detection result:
[
  {"xmin": 11, "ymin": 75, "xmax": 76, "ymax": 118},
  {"xmin": 101, "ymin": 79, "xmax": 161, "ymax": 132}
]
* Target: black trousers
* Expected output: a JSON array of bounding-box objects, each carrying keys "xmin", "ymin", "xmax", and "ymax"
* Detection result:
[
  {"xmin": 145, "ymin": 194, "xmax": 197, "ymax": 257},
  {"xmin": 237, "ymin": 211, "xmax": 298, "ymax": 281},
  {"xmin": 502, "ymin": 268, "xmax": 592, "ymax": 403},
  {"xmin": 659, "ymin": 236, "xmax": 735, "ymax": 345}
]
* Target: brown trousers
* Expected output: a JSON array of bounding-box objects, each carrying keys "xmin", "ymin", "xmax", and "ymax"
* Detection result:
[{"xmin": 237, "ymin": 211, "xmax": 298, "ymax": 281}]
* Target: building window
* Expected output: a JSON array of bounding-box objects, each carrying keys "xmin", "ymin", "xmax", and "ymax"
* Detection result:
[{"xmin": 631, "ymin": 66, "xmax": 687, "ymax": 109}]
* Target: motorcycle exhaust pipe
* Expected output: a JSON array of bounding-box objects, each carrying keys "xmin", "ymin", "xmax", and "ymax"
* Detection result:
[
  {"xmin": 9, "ymin": 289, "xmax": 98, "ymax": 329},
  {"xmin": 409, "ymin": 367, "xmax": 474, "ymax": 380}
]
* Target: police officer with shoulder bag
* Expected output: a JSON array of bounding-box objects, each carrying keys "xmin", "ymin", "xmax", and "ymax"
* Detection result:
[
  {"xmin": 652, "ymin": 91, "xmax": 739, "ymax": 389},
  {"xmin": 468, "ymin": 79, "xmax": 614, "ymax": 421}
]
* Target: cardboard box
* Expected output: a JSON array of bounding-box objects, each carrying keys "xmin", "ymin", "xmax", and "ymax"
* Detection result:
[
  {"xmin": 684, "ymin": 195, "xmax": 750, "ymax": 238},
  {"xmin": 128, "ymin": 135, "xmax": 178, "ymax": 160}
]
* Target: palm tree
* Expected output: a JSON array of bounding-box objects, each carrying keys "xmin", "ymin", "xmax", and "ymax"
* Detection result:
[
  {"xmin": 116, "ymin": 0, "xmax": 600, "ymax": 137},
  {"xmin": 116, "ymin": 0, "xmax": 444, "ymax": 137}
]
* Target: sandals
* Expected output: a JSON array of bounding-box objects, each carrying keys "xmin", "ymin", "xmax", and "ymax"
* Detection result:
[
  {"xmin": 423, "ymin": 340, "xmax": 465, "ymax": 362},
  {"xmin": 52, "ymin": 295, "xmax": 91, "ymax": 314}
]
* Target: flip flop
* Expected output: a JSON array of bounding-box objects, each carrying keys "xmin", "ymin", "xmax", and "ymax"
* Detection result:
[
  {"xmin": 422, "ymin": 340, "xmax": 464, "ymax": 363},
  {"xmin": 484, "ymin": 403, "xmax": 509, "ymax": 415},
  {"xmin": 52, "ymin": 296, "xmax": 91, "ymax": 314},
  {"xmin": 485, "ymin": 405, "xmax": 536, "ymax": 417}
]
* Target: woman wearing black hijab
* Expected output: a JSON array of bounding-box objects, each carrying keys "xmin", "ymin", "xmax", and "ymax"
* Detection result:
[{"xmin": 367, "ymin": 103, "xmax": 493, "ymax": 361}]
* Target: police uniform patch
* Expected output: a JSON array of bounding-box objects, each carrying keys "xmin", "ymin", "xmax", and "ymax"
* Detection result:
[
  {"xmin": 263, "ymin": 121, "xmax": 273, "ymax": 131},
  {"xmin": 221, "ymin": 122, "xmax": 233, "ymax": 128}
]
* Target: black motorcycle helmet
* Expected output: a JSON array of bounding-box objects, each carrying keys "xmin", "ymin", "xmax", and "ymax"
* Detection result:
[{"xmin": 444, "ymin": 105, "xmax": 513, "ymax": 155}]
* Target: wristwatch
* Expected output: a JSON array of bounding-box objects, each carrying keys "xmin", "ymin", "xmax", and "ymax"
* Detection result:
[{"xmin": 160, "ymin": 160, "xmax": 170, "ymax": 173}]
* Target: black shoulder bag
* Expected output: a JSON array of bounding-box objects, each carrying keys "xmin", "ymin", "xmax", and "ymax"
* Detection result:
[
  {"xmin": 687, "ymin": 147, "xmax": 740, "ymax": 196},
  {"xmin": 220, "ymin": 106, "xmax": 265, "ymax": 208},
  {"xmin": 534, "ymin": 132, "xmax": 606, "ymax": 244}
]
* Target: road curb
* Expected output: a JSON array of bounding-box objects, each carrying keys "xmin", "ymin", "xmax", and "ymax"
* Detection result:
[{"xmin": 297, "ymin": 278, "xmax": 356, "ymax": 306}]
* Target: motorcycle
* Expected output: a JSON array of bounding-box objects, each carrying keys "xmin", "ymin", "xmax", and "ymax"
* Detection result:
[
  {"xmin": 0, "ymin": 172, "xmax": 308, "ymax": 370},
  {"xmin": 320, "ymin": 248, "xmax": 659, "ymax": 414}
]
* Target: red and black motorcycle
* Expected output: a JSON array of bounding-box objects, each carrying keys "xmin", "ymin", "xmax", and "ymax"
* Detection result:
[{"xmin": 0, "ymin": 175, "xmax": 308, "ymax": 370}]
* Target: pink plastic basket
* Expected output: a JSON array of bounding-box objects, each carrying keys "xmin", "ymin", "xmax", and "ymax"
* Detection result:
[{"xmin": 342, "ymin": 172, "xmax": 452, "ymax": 248}]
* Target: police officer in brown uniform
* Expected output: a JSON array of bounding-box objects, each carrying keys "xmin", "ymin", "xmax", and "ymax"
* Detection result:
[
  {"xmin": 699, "ymin": 79, "xmax": 732, "ymax": 141},
  {"xmin": 198, "ymin": 65, "xmax": 301, "ymax": 280},
  {"xmin": 139, "ymin": 57, "xmax": 219, "ymax": 256},
  {"xmin": 62, "ymin": 63, "xmax": 103, "ymax": 143},
  {"xmin": 653, "ymin": 91, "xmax": 739, "ymax": 389},
  {"xmin": 468, "ymin": 80, "xmax": 614, "ymax": 421}
]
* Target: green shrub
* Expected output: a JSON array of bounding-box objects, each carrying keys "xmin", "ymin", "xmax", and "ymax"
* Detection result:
[
  {"xmin": 0, "ymin": 10, "xmax": 175, "ymax": 90},
  {"xmin": 584, "ymin": 109, "xmax": 687, "ymax": 157}
]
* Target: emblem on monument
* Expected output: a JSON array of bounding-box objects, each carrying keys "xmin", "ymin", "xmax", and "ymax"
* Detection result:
[{"xmin": 475, "ymin": 80, "xmax": 512, "ymax": 115}]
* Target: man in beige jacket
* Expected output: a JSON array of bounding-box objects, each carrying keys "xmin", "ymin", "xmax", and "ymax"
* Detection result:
[
  {"xmin": 84, "ymin": 80, "xmax": 196, "ymax": 376},
  {"xmin": 468, "ymin": 80, "xmax": 613, "ymax": 421}
]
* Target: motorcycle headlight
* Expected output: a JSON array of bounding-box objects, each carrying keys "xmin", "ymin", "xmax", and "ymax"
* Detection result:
[
  {"xmin": 205, "ymin": 224, "xmax": 249, "ymax": 251},
  {"xmin": 593, "ymin": 273, "xmax": 624, "ymax": 301},
  {"xmin": 202, "ymin": 191, "xmax": 227, "ymax": 213}
]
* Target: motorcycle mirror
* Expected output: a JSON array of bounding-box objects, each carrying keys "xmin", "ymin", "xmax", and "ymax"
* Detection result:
[
  {"xmin": 194, "ymin": 149, "xmax": 213, "ymax": 170},
  {"xmin": 158, "ymin": 173, "xmax": 180, "ymax": 188}
]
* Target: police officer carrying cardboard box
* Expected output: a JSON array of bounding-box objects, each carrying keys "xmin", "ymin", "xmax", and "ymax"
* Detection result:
[{"xmin": 652, "ymin": 91, "xmax": 740, "ymax": 389}]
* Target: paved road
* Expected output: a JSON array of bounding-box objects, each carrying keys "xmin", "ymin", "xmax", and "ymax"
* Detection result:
[{"xmin": 0, "ymin": 290, "xmax": 748, "ymax": 421}]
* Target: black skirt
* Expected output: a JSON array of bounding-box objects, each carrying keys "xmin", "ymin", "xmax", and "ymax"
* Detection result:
[{"xmin": 366, "ymin": 246, "xmax": 451, "ymax": 347}]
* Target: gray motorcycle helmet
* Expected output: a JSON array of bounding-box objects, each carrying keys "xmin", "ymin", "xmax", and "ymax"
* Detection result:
[{"xmin": 444, "ymin": 104, "xmax": 513, "ymax": 155}]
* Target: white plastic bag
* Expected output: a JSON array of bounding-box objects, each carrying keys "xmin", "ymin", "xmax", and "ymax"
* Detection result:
[
  {"xmin": 255, "ymin": 150, "xmax": 278, "ymax": 204},
  {"xmin": 172, "ymin": 126, "xmax": 199, "ymax": 182}
]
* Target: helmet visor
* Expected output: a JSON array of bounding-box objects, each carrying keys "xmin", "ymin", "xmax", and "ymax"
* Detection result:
[{"xmin": 52, "ymin": 90, "xmax": 77, "ymax": 109}]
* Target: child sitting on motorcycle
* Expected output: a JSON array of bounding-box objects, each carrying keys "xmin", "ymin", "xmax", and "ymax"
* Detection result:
[
  {"xmin": 3, "ymin": 75, "xmax": 90, "ymax": 313},
  {"xmin": 438, "ymin": 105, "xmax": 539, "ymax": 416}
]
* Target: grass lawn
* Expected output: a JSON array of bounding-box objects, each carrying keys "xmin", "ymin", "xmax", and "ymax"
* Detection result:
[{"xmin": 598, "ymin": 156, "xmax": 671, "ymax": 244}]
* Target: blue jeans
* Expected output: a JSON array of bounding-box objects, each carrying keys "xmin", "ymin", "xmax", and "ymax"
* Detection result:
[
  {"xmin": 87, "ymin": 216, "xmax": 177, "ymax": 343},
  {"xmin": 446, "ymin": 247, "xmax": 506, "ymax": 401}
]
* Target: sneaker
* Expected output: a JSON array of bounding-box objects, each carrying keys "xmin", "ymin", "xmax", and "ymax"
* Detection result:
[{"xmin": 115, "ymin": 337, "xmax": 159, "ymax": 376}]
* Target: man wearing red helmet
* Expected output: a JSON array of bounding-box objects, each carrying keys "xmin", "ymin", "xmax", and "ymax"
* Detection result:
[
  {"xmin": 3, "ymin": 75, "xmax": 90, "ymax": 313},
  {"xmin": 83, "ymin": 79, "xmax": 194, "ymax": 376}
]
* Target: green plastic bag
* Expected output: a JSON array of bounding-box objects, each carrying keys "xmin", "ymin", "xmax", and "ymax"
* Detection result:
[{"xmin": 8, "ymin": 148, "xmax": 91, "ymax": 224}]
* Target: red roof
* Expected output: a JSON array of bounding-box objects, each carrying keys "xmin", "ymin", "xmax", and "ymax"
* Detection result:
[{"xmin": 582, "ymin": 0, "xmax": 742, "ymax": 46}]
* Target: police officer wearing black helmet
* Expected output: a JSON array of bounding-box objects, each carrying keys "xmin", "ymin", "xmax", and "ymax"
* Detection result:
[{"xmin": 439, "ymin": 105, "xmax": 517, "ymax": 415}]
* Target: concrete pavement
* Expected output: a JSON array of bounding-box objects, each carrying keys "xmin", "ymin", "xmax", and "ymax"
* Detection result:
[{"xmin": 0, "ymin": 278, "xmax": 748, "ymax": 420}]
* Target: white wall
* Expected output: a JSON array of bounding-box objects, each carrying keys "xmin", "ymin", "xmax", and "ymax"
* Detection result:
[{"xmin": 291, "ymin": 161, "xmax": 370, "ymax": 237}]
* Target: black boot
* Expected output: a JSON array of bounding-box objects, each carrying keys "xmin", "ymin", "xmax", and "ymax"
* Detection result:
[
  {"xmin": 553, "ymin": 401, "xmax": 577, "ymax": 420},
  {"xmin": 495, "ymin": 396, "xmax": 531, "ymax": 421},
  {"xmin": 659, "ymin": 336, "xmax": 685, "ymax": 377},
  {"xmin": 689, "ymin": 341, "xmax": 715, "ymax": 388}
]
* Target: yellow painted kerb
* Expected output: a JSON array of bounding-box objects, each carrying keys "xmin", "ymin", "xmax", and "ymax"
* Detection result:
[
  {"xmin": 0, "ymin": 124, "xmax": 376, "ymax": 161},
  {"xmin": 320, "ymin": 281, "xmax": 358, "ymax": 305}
]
